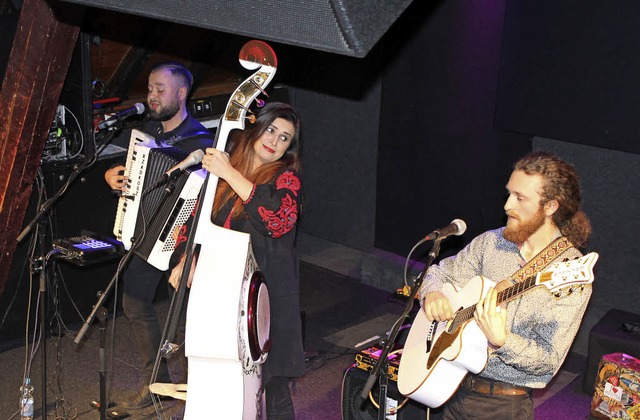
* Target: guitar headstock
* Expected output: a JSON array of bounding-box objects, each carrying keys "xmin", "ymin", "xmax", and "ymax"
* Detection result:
[
  {"xmin": 216, "ymin": 40, "xmax": 277, "ymax": 151},
  {"xmin": 536, "ymin": 252, "xmax": 599, "ymax": 292}
]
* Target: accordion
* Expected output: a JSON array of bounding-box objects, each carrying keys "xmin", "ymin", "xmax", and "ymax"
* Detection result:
[{"xmin": 113, "ymin": 129, "xmax": 206, "ymax": 271}]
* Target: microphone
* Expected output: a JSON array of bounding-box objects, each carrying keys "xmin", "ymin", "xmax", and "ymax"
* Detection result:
[
  {"xmin": 425, "ymin": 219, "xmax": 467, "ymax": 240},
  {"xmin": 97, "ymin": 103, "xmax": 145, "ymax": 130},
  {"xmin": 152, "ymin": 149, "xmax": 205, "ymax": 187}
]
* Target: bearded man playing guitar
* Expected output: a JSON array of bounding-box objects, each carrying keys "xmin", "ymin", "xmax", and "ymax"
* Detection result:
[{"xmin": 417, "ymin": 151, "xmax": 593, "ymax": 419}]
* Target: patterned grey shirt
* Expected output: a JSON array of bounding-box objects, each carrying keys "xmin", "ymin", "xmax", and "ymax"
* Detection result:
[{"xmin": 418, "ymin": 227, "xmax": 592, "ymax": 388}]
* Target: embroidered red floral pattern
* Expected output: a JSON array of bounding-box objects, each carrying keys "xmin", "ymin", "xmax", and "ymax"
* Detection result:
[
  {"xmin": 258, "ymin": 171, "xmax": 300, "ymax": 238},
  {"xmin": 243, "ymin": 183, "xmax": 257, "ymax": 204},
  {"xmin": 174, "ymin": 224, "xmax": 188, "ymax": 249},
  {"xmin": 276, "ymin": 171, "xmax": 301, "ymax": 196}
]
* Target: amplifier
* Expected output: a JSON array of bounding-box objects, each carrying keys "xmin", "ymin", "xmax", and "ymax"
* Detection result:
[
  {"xmin": 355, "ymin": 346, "xmax": 401, "ymax": 382},
  {"xmin": 342, "ymin": 366, "xmax": 427, "ymax": 420}
]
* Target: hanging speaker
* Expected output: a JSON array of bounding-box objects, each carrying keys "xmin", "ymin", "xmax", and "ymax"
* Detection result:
[
  {"xmin": 341, "ymin": 366, "xmax": 428, "ymax": 420},
  {"xmin": 56, "ymin": 0, "xmax": 414, "ymax": 57}
]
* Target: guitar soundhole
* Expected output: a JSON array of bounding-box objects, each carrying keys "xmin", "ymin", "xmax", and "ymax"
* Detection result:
[{"xmin": 247, "ymin": 271, "xmax": 271, "ymax": 361}]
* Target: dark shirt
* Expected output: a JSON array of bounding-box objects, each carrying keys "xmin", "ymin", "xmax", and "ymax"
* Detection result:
[
  {"xmin": 110, "ymin": 114, "xmax": 214, "ymax": 157},
  {"xmin": 141, "ymin": 114, "xmax": 214, "ymax": 153},
  {"xmin": 213, "ymin": 168, "xmax": 306, "ymax": 381}
]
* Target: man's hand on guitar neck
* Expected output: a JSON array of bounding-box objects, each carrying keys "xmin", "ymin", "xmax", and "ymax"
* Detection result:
[{"xmin": 474, "ymin": 287, "xmax": 507, "ymax": 350}]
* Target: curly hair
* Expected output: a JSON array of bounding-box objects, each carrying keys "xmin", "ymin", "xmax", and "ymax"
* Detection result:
[{"xmin": 514, "ymin": 151, "xmax": 591, "ymax": 248}]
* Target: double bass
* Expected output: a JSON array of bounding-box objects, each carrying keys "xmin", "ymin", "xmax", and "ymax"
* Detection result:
[{"xmin": 157, "ymin": 40, "xmax": 278, "ymax": 419}]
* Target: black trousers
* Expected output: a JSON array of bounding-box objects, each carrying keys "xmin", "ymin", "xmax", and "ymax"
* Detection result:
[
  {"xmin": 121, "ymin": 255, "xmax": 186, "ymax": 385},
  {"xmin": 443, "ymin": 387, "xmax": 533, "ymax": 420},
  {"xmin": 265, "ymin": 376, "xmax": 294, "ymax": 420}
]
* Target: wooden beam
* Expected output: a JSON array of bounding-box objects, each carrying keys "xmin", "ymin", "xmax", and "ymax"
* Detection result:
[{"xmin": 0, "ymin": 0, "xmax": 80, "ymax": 295}]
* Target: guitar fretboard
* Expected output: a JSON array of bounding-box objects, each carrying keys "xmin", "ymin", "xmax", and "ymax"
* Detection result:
[{"xmin": 448, "ymin": 275, "xmax": 538, "ymax": 331}]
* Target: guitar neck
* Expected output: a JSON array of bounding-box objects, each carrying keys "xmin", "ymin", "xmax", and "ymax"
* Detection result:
[
  {"xmin": 452, "ymin": 275, "xmax": 539, "ymax": 327},
  {"xmin": 447, "ymin": 252, "xmax": 596, "ymax": 331},
  {"xmin": 497, "ymin": 275, "xmax": 539, "ymax": 306}
]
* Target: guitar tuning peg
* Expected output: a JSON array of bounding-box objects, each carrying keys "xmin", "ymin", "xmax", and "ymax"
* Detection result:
[
  {"xmin": 246, "ymin": 115, "xmax": 256, "ymax": 124},
  {"xmin": 255, "ymin": 98, "xmax": 265, "ymax": 108}
]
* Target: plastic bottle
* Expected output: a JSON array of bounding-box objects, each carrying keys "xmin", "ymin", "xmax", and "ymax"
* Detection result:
[{"xmin": 19, "ymin": 378, "xmax": 34, "ymax": 420}]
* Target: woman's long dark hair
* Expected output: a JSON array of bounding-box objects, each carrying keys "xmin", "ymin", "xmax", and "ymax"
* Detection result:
[{"xmin": 212, "ymin": 102, "xmax": 302, "ymax": 219}]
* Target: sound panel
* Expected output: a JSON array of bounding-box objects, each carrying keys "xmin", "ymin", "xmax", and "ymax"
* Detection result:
[
  {"xmin": 495, "ymin": 0, "xmax": 640, "ymax": 154},
  {"xmin": 375, "ymin": 0, "xmax": 531, "ymax": 256},
  {"xmin": 342, "ymin": 367, "xmax": 428, "ymax": 420},
  {"xmin": 57, "ymin": 0, "xmax": 414, "ymax": 57}
]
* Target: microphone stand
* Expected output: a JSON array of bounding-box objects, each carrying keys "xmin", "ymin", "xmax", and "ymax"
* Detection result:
[
  {"xmin": 97, "ymin": 306, "xmax": 109, "ymax": 420},
  {"xmin": 16, "ymin": 154, "xmax": 101, "ymax": 418},
  {"xmin": 155, "ymin": 174, "xmax": 207, "ymax": 394},
  {"xmin": 359, "ymin": 236, "xmax": 445, "ymax": 419},
  {"xmin": 73, "ymin": 174, "xmax": 179, "ymax": 415},
  {"xmin": 15, "ymin": 123, "xmax": 121, "ymax": 417},
  {"xmin": 74, "ymin": 162, "xmax": 182, "ymax": 344}
]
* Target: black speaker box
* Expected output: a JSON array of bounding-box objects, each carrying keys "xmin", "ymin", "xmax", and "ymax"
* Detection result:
[
  {"xmin": 341, "ymin": 366, "xmax": 428, "ymax": 420},
  {"xmin": 58, "ymin": 0, "xmax": 414, "ymax": 57}
]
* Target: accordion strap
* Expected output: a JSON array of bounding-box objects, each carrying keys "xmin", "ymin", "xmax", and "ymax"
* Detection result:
[{"xmin": 162, "ymin": 130, "xmax": 212, "ymax": 146}]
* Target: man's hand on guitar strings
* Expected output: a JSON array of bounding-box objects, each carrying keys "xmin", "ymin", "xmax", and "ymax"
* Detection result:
[{"xmin": 422, "ymin": 291, "xmax": 453, "ymax": 322}]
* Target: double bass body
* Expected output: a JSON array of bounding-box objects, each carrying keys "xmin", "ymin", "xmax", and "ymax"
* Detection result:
[{"xmin": 181, "ymin": 40, "xmax": 278, "ymax": 419}]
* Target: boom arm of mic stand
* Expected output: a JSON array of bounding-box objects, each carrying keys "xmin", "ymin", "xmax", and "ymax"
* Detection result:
[
  {"xmin": 74, "ymin": 249, "xmax": 135, "ymax": 344},
  {"xmin": 75, "ymin": 180, "xmax": 175, "ymax": 344},
  {"xmin": 359, "ymin": 238, "xmax": 443, "ymax": 401}
]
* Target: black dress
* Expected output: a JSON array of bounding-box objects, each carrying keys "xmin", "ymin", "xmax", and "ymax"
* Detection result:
[{"xmin": 211, "ymin": 168, "xmax": 306, "ymax": 383}]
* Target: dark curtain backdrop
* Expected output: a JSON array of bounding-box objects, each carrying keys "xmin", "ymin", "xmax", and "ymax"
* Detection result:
[
  {"xmin": 496, "ymin": 0, "xmax": 640, "ymax": 154},
  {"xmin": 375, "ymin": 0, "xmax": 530, "ymax": 257}
]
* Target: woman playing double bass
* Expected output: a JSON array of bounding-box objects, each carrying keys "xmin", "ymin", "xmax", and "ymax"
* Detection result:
[{"xmin": 169, "ymin": 102, "xmax": 305, "ymax": 419}]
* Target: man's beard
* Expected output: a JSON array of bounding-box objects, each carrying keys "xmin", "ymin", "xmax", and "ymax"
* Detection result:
[
  {"xmin": 503, "ymin": 207, "xmax": 546, "ymax": 244},
  {"xmin": 148, "ymin": 100, "xmax": 180, "ymax": 122}
]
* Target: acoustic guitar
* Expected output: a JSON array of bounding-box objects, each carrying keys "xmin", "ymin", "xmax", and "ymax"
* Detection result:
[{"xmin": 397, "ymin": 252, "xmax": 599, "ymax": 408}]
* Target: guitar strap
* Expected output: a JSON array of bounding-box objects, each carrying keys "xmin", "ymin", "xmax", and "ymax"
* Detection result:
[{"xmin": 508, "ymin": 236, "xmax": 574, "ymax": 284}]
